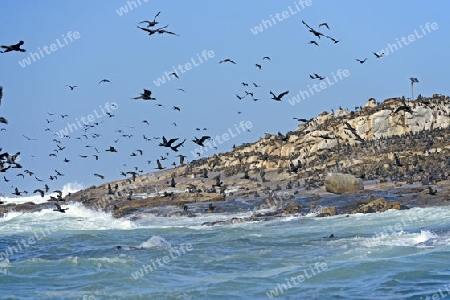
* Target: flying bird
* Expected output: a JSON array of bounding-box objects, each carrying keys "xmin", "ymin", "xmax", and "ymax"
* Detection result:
[
  {"xmin": 132, "ymin": 89, "xmax": 155, "ymax": 100},
  {"xmin": 34, "ymin": 189, "xmax": 45, "ymax": 197},
  {"xmin": 0, "ymin": 40, "xmax": 26, "ymax": 53},
  {"xmin": 308, "ymin": 41, "xmax": 319, "ymax": 46},
  {"xmin": 319, "ymin": 23, "xmax": 330, "ymax": 30},
  {"xmin": 159, "ymin": 136, "xmax": 179, "ymax": 148},
  {"xmin": 94, "ymin": 173, "xmax": 105, "ymax": 179},
  {"xmin": 53, "ymin": 203, "xmax": 69, "ymax": 213},
  {"xmin": 22, "ymin": 135, "xmax": 37, "ymax": 140},
  {"xmin": 98, "ymin": 79, "xmax": 111, "ymax": 84},
  {"xmin": 270, "ymin": 90, "xmax": 289, "ymax": 101},
  {"xmin": 263, "ymin": 56, "xmax": 271, "ymax": 60},
  {"xmin": 139, "ymin": 11, "xmax": 161, "ymax": 27},
  {"xmin": 0, "ymin": 86, "xmax": 3, "ymax": 106},
  {"xmin": 192, "ymin": 136, "xmax": 211, "ymax": 147},
  {"xmin": 255, "ymin": 64, "xmax": 262, "ymax": 69},
  {"xmin": 66, "ymin": 85, "xmax": 78, "ymax": 90},
  {"xmin": 356, "ymin": 58, "xmax": 367, "ymax": 64},
  {"xmin": 170, "ymin": 72, "xmax": 179, "ymax": 79},
  {"xmin": 325, "ymin": 36, "xmax": 340, "ymax": 43},
  {"xmin": 373, "ymin": 52, "xmax": 384, "ymax": 58},
  {"xmin": 170, "ymin": 139, "xmax": 186, "ymax": 152},
  {"xmin": 106, "ymin": 146, "xmax": 118, "ymax": 152},
  {"xmin": 219, "ymin": 59, "xmax": 236, "ymax": 64}
]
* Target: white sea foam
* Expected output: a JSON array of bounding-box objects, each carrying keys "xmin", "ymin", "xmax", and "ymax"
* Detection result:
[{"xmin": 0, "ymin": 181, "xmax": 83, "ymax": 205}]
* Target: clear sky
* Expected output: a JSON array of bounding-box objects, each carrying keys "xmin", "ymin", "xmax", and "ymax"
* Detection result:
[{"xmin": 1, "ymin": 0, "xmax": 449, "ymax": 195}]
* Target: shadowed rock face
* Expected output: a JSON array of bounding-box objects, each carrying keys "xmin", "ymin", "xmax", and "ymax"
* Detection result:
[{"xmin": 2, "ymin": 95, "xmax": 450, "ymax": 219}]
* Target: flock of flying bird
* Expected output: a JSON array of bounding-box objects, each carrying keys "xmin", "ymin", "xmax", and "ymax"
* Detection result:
[{"xmin": 0, "ymin": 11, "xmax": 391, "ymax": 212}]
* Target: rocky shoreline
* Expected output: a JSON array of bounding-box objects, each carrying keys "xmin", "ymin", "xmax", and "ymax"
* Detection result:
[{"xmin": 1, "ymin": 94, "xmax": 450, "ymax": 222}]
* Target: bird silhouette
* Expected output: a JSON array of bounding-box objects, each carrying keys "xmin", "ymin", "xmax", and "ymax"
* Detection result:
[
  {"xmin": 94, "ymin": 173, "xmax": 105, "ymax": 179},
  {"xmin": 325, "ymin": 36, "xmax": 339, "ymax": 43},
  {"xmin": 159, "ymin": 136, "xmax": 179, "ymax": 148},
  {"xmin": 53, "ymin": 203, "xmax": 69, "ymax": 213},
  {"xmin": 356, "ymin": 58, "xmax": 367, "ymax": 64},
  {"xmin": 0, "ymin": 40, "xmax": 26, "ymax": 53},
  {"xmin": 66, "ymin": 85, "xmax": 78, "ymax": 90},
  {"xmin": 155, "ymin": 159, "xmax": 165, "ymax": 170},
  {"xmin": 270, "ymin": 90, "xmax": 289, "ymax": 101},
  {"xmin": 319, "ymin": 23, "xmax": 330, "ymax": 30},
  {"xmin": 132, "ymin": 89, "xmax": 155, "ymax": 100},
  {"xmin": 373, "ymin": 52, "xmax": 384, "ymax": 58},
  {"xmin": 219, "ymin": 58, "xmax": 236, "ymax": 64},
  {"xmin": 106, "ymin": 146, "xmax": 118, "ymax": 152},
  {"xmin": 255, "ymin": 63, "xmax": 262, "ymax": 69},
  {"xmin": 98, "ymin": 79, "xmax": 111, "ymax": 84},
  {"xmin": 170, "ymin": 139, "xmax": 186, "ymax": 152},
  {"xmin": 192, "ymin": 136, "xmax": 211, "ymax": 147},
  {"xmin": 34, "ymin": 189, "xmax": 45, "ymax": 197},
  {"xmin": 308, "ymin": 40, "xmax": 319, "ymax": 46},
  {"xmin": 139, "ymin": 11, "xmax": 161, "ymax": 27}
]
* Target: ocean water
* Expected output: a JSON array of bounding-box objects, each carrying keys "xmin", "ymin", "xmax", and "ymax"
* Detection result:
[{"xmin": 1, "ymin": 194, "xmax": 450, "ymax": 299}]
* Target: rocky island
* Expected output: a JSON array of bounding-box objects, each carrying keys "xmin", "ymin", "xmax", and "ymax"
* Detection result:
[{"xmin": 2, "ymin": 94, "xmax": 450, "ymax": 223}]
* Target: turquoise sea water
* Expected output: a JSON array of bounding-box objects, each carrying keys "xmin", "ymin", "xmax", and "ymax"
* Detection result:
[{"xmin": 1, "ymin": 200, "xmax": 450, "ymax": 299}]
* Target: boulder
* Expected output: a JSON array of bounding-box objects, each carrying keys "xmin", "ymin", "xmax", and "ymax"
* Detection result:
[
  {"xmin": 351, "ymin": 197, "xmax": 406, "ymax": 214},
  {"xmin": 325, "ymin": 173, "xmax": 364, "ymax": 194},
  {"xmin": 317, "ymin": 206, "xmax": 336, "ymax": 217}
]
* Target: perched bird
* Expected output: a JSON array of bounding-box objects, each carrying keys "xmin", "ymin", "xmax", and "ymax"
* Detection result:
[
  {"xmin": 155, "ymin": 159, "xmax": 165, "ymax": 170},
  {"xmin": 0, "ymin": 40, "xmax": 26, "ymax": 53},
  {"xmin": 270, "ymin": 90, "xmax": 289, "ymax": 101},
  {"xmin": 176, "ymin": 154, "xmax": 187, "ymax": 165},
  {"xmin": 132, "ymin": 89, "xmax": 155, "ymax": 100},
  {"xmin": 192, "ymin": 136, "xmax": 211, "ymax": 147},
  {"xmin": 428, "ymin": 186, "xmax": 437, "ymax": 195},
  {"xmin": 219, "ymin": 58, "xmax": 236, "ymax": 64}
]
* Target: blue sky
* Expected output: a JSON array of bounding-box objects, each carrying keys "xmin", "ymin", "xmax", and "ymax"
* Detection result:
[{"xmin": 0, "ymin": 0, "xmax": 449, "ymax": 194}]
